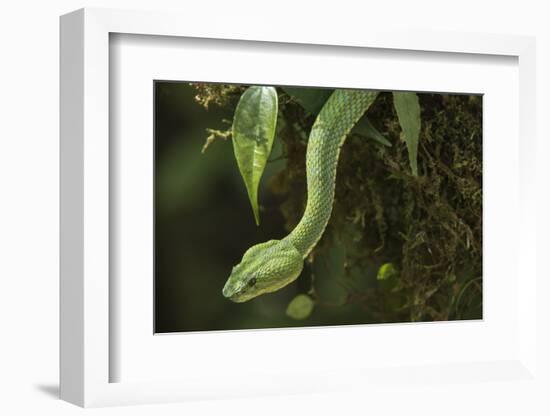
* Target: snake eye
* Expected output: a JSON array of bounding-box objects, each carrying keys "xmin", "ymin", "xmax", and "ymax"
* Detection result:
[{"xmin": 248, "ymin": 277, "xmax": 257, "ymax": 287}]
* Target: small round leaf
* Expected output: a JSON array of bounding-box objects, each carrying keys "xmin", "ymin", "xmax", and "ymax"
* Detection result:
[
  {"xmin": 286, "ymin": 294, "xmax": 314, "ymax": 320},
  {"xmin": 377, "ymin": 263, "xmax": 398, "ymax": 281}
]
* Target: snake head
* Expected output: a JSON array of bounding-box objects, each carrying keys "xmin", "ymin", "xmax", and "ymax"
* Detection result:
[{"xmin": 222, "ymin": 239, "xmax": 303, "ymax": 303}]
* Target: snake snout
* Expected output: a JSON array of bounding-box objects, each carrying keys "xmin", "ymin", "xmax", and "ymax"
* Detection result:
[{"xmin": 222, "ymin": 281, "xmax": 235, "ymax": 298}]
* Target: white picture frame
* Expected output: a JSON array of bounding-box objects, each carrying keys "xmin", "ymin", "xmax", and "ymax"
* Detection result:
[{"xmin": 60, "ymin": 7, "xmax": 538, "ymax": 408}]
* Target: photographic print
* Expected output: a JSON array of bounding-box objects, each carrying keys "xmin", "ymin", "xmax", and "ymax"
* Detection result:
[{"xmin": 154, "ymin": 82, "xmax": 482, "ymax": 333}]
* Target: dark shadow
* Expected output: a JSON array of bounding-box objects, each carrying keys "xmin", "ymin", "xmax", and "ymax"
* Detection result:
[{"xmin": 35, "ymin": 383, "xmax": 59, "ymax": 399}]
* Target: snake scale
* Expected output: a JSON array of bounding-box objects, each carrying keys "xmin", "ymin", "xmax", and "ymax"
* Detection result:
[{"xmin": 223, "ymin": 89, "xmax": 379, "ymax": 302}]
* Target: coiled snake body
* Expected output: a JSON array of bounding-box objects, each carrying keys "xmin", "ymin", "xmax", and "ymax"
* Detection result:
[{"xmin": 223, "ymin": 89, "xmax": 379, "ymax": 302}]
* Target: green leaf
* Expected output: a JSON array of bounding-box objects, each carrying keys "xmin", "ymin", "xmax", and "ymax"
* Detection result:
[
  {"xmin": 392, "ymin": 92, "xmax": 421, "ymax": 175},
  {"xmin": 286, "ymin": 294, "xmax": 315, "ymax": 320},
  {"xmin": 353, "ymin": 118, "xmax": 392, "ymax": 147},
  {"xmin": 377, "ymin": 263, "xmax": 398, "ymax": 281},
  {"xmin": 313, "ymin": 242, "xmax": 348, "ymax": 303},
  {"xmin": 283, "ymin": 86, "xmax": 390, "ymax": 147},
  {"xmin": 281, "ymin": 86, "xmax": 333, "ymax": 115},
  {"xmin": 377, "ymin": 263, "xmax": 399, "ymax": 292},
  {"xmin": 232, "ymin": 86, "xmax": 278, "ymax": 225}
]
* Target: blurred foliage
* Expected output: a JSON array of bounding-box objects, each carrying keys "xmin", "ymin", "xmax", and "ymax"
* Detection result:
[
  {"xmin": 155, "ymin": 81, "xmax": 482, "ymax": 333},
  {"xmin": 286, "ymin": 294, "xmax": 315, "ymax": 320}
]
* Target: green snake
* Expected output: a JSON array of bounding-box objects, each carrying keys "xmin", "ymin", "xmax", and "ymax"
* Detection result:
[{"xmin": 223, "ymin": 89, "xmax": 379, "ymax": 302}]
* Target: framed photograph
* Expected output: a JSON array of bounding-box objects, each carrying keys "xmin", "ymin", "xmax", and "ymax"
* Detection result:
[{"xmin": 60, "ymin": 8, "xmax": 539, "ymax": 408}]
